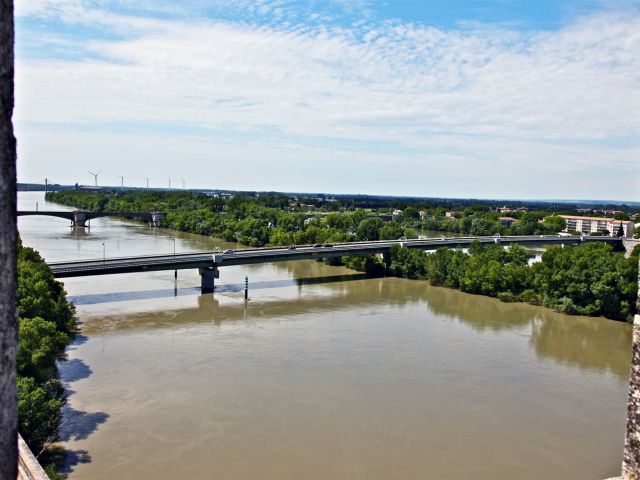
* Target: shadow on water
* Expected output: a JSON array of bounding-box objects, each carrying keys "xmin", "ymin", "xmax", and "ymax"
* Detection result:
[
  {"xmin": 50, "ymin": 386, "xmax": 109, "ymax": 476},
  {"xmin": 57, "ymin": 358, "xmax": 92, "ymax": 383},
  {"xmin": 41, "ymin": 446, "xmax": 92, "ymax": 478},
  {"xmin": 59, "ymin": 398, "xmax": 109, "ymax": 443},
  {"xmin": 52, "ymin": 349, "xmax": 108, "ymax": 476},
  {"xmin": 69, "ymin": 273, "xmax": 372, "ymax": 305}
]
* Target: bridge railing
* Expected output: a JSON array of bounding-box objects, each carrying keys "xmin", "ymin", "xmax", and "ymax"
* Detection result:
[{"xmin": 46, "ymin": 235, "xmax": 622, "ymax": 266}]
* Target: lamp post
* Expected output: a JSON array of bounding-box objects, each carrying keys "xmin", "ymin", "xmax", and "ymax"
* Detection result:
[
  {"xmin": 173, "ymin": 238, "xmax": 177, "ymax": 280},
  {"xmin": 101, "ymin": 242, "xmax": 105, "ymax": 262}
]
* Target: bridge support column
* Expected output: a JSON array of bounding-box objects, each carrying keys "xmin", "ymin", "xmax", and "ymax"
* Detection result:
[
  {"xmin": 382, "ymin": 252, "xmax": 392, "ymax": 273},
  {"xmin": 72, "ymin": 211, "xmax": 87, "ymax": 228},
  {"xmin": 199, "ymin": 266, "xmax": 219, "ymax": 293},
  {"xmin": 151, "ymin": 212, "xmax": 163, "ymax": 227}
]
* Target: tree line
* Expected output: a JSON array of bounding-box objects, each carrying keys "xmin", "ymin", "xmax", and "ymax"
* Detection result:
[
  {"xmin": 384, "ymin": 242, "xmax": 639, "ymax": 321},
  {"xmin": 47, "ymin": 190, "xmax": 571, "ymax": 247}
]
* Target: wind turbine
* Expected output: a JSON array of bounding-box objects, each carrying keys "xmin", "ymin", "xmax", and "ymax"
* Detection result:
[
  {"xmin": 143, "ymin": 176, "xmax": 150, "ymax": 189},
  {"xmin": 168, "ymin": 177, "xmax": 171, "ymax": 189},
  {"xmin": 181, "ymin": 178, "xmax": 185, "ymax": 190},
  {"xmin": 116, "ymin": 175, "xmax": 124, "ymax": 190},
  {"xmin": 88, "ymin": 171, "xmax": 100, "ymax": 187}
]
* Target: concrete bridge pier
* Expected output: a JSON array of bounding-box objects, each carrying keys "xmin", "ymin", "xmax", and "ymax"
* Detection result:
[
  {"xmin": 199, "ymin": 266, "xmax": 220, "ymax": 293},
  {"xmin": 72, "ymin": 211, "xmax": 88, "ymax": 228},
  {"xmin": 150, "ymin": 212, "xmax": 163, "ymax": 227},
  {"xmin": 382, "ymin": 252, "xmax": 392, "ymax": 272}
]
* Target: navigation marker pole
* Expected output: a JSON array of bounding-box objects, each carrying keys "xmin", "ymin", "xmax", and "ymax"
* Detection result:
[{"xmin": 245, "ymin": 275, "xmax": 248, "ymax": 301}]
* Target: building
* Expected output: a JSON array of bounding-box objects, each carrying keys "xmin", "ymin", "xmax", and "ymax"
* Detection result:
[
  {"xmin": 559, "ymin": 215, "xmax": 635, "ymax": 237},
  {"xmin": 392, "ymin": 209, "xmax": 403, "ymax": 218},
  {"xmin": 419, "ymin": 210, "xmax": 427, "ymax": 220},
  {"xmin": 598, "ymin": 209, "xmax": 624, "ymax": 216}
]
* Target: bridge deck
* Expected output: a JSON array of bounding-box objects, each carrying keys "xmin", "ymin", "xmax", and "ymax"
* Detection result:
[
  {"xmin": 18, "ymin": 210, "xmax": 152, "ymax": 218},
  {"xmin": 47, "ymin": 235, "xmax": 621, "ymax": 278}
]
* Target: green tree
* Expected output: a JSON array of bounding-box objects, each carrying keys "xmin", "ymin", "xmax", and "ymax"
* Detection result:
[
  {"xmin": 356, "ymin": 218, "xmax": 384, "ymax": 241},
  {"xmin": 17, "ymin": 376, "xmax": 64, "ymax": 453},
  {"xmin": 402, "ymin": 206, "xmax": 419, "ymax": 220},
  {"xmin": 17, "ymin": 317, "xmax": 68, "ymax": 383},
  {"xmin": 543, "ymin": 215, "xmax": 566, "ymax": 232},
  {"xmin": 379, "ymin": 223, "xmax": 404, "ymax": 240}
]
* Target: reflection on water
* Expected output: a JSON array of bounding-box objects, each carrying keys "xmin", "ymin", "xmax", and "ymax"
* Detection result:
[
  {"xmin": 73, "ymin": 272, "xmax": 632, "ymax": 382},
  {"xmin": 18, "ymin": 192, "xmax": 633, "ymax": 480},
  {"xmin": 532, "ymin": 314, "xmax": 631, "ymax": 378}
]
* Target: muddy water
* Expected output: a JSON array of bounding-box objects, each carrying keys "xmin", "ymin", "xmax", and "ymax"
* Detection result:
[{"xmin": 18, "ymin": 192, "xmax": 632, "ymax": 479}]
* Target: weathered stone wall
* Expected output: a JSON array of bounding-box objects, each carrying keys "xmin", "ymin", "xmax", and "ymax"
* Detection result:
[
  {"xmin": 621, "ymin": 257, "xmax": 640, "ymax": 478},
  {"xmin": 0, "ymin": 1, "xmax": 17, "ymax": 479},
  {"xmin": 17, "ymin": 434, "xmax": 48, "ymax": 480}
]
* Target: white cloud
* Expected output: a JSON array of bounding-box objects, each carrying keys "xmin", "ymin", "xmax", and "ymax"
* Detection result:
[{"xmin": 13, "ymin": 1, "xmax": 640, "ymax": 199}]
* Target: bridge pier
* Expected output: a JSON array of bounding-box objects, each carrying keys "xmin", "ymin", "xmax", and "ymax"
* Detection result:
[
  {"xmin": 150, "ymin": 212, "xmax": 163, "ymax": 227},
  {"xmin": 72, "ymin": 211, "xmax": 87, "ymax": 228},
  {"xmin": 382, "ymin": 251, "xmax": 392, "ymax": 272},
  {"xmin": 199, "ymin": 266, "xmax": 219, "ymax": 293}
]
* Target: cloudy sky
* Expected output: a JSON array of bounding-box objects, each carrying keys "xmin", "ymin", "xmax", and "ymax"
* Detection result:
[{"xmin": 14, "ymin": 0, "xmax": 640, "ymax": 200}]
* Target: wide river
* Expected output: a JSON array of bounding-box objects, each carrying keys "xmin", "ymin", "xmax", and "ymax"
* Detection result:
[{"xmin": 18, "ymin": 192, "xmax": 632, "ymax": 479}]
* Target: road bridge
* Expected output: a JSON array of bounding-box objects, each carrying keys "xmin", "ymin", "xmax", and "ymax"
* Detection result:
[
  {"xmin": 18, "ymin": 210, "xmax": 163, "ymax": 227},
  {"xmin": 47, "ymin": 235, "xmax": 622, "ymax": 293}
]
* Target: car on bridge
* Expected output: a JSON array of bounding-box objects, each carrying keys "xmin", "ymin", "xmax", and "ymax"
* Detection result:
[{"xmin": 222, "ymin": 249, "xmax": 234, "ymax": 254}]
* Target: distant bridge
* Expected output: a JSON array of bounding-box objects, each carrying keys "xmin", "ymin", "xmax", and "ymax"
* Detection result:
[
  {"xmin": 18, "ymin": 210, "xmax": 163, "ymax": 227},
  {"xmin": 47, "ymin": 235, "xmax": 622, "ymax": 292}
]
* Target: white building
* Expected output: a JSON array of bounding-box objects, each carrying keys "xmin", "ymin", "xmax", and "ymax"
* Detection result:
[{"xmin": 559, "ymin": 215, "xmax": 635, "ymax": 238}]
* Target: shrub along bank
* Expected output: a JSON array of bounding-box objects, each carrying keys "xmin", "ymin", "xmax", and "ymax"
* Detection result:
[{"xmin": 17, "ymin": 238, "xmax": 75, "ymax": 478}]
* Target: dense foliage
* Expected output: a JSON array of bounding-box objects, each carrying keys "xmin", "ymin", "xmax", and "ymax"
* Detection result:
[
  {"xmin": 17, "ymin": 238, "xmax": 75, "ymax": 474},
  {"xmin": 47, "ymin": 190, "xmax": 572, "ymax": 247},
  {"xmin": 387, "ymin": 242, "xmax": 638, "ymax": 321}
]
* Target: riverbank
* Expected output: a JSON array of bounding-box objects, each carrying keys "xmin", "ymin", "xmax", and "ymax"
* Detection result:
[
  {"xmin": 384, "ymin": 242, "xmax": 639, "ymax": 321},
  {"xmin": 17, "ymin": 238, "xmax": 76, "ymax": 479}
]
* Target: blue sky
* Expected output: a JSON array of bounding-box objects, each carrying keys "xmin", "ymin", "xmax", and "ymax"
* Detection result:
[{"xmin": 14, "ymin": 0, "xmax": 640, "ymax": 200}]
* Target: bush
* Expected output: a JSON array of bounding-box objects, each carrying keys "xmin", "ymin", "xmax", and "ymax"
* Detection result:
[
  {"xmin": 497, "ymin": 291, "xmax": 515, "ymax": 303},
  {"xmin": 17, "ymin": 376, "xmax": 65, "ymax": 452},
  {"xmin": 17, "ymin": 317, "xmax": 68, "ymax": 382}
]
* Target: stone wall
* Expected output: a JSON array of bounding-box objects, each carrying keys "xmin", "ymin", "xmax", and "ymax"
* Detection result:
[{"xmin": 16, "ymin": 434, "xmax": 48, "ymax": 480}]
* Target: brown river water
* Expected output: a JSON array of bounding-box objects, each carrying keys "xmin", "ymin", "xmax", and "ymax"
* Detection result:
[{"xmin": 18, "ymin": 192, "xmax": 632, "ymax": 479}]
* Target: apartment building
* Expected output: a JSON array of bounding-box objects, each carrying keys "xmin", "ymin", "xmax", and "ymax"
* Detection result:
[{"xmin": 559, "ymin": 215, "xmax": 635, "ymax": 237}]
